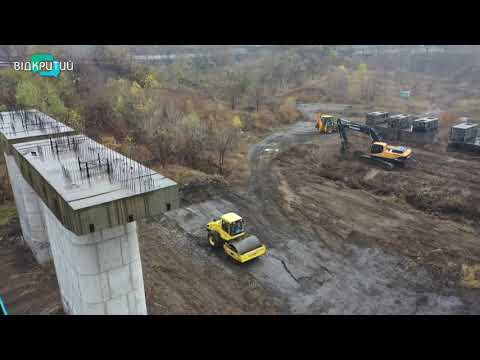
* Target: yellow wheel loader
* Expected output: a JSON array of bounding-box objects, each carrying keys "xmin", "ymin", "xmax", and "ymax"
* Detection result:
[
  {"xmin": 316, "ymin": 113, "xmax": 338, "ymax": 134},
  {"xmin": 207, "ymin": 212, "xmax": 267, "ymax": 263}
]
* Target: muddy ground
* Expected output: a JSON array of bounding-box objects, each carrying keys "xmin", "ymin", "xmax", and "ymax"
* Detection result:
[
  {"xmin": 2, "ymin": 103, "xmax": 480, "ymax": 314},
  {"xmin": 273, "ymin": 136, "xmax": 480, "ymax": 308},
  {"xmin": 0, "ymin": 218, "xmax": 62, "ymax": 315}
]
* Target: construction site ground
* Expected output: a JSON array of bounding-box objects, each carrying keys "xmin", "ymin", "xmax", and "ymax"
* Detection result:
[{"xmin": 1, "ymin": 102, "xmax": 480, "ymax": 314}]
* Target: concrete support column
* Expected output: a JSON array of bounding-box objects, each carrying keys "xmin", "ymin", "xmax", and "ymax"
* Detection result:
[
  {"xmin": 40, "ymin": 202, "xmax": 147, "ymax": 315},
  {"xmin": 3, "ymin": 153, "xmax": 51, "ymax": 264}
]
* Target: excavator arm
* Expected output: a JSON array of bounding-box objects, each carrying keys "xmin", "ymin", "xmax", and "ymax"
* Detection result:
[{"xmin": 337, "ymin": 118, "xmax": 382, "ymax": 151}]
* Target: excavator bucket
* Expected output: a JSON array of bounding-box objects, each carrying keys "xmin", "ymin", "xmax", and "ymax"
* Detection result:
[{"xmin": 224, "ymin": 235, "xmax": 267, "ymax": 263}]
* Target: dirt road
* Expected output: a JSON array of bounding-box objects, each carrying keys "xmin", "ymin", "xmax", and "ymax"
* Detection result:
[{"xmin": 144, "ymin": 106, "xmax": 480, "ymax": 314}]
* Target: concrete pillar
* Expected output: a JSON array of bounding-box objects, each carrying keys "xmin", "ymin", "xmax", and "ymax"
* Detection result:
[
  {"xmin": 3, "ymin": 153, "xmax": 51, "ymax": 264},
  {"xmin": 40, "ymin": 201, "xmax": 147, "ymax": 315}
]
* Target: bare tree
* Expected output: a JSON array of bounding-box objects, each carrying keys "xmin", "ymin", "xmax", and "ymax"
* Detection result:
[
  {"xmin": 178, "ymin": 113, "xmax": 208, "ymax": 167},
  {"xmin": 255, "ymin": 85, "xmax": 265, "ymax": 112},
  {"xmin": 224, "ymin": 69, "xmax": 239, "ymax": 110},
  {"xmin": 152, "ymin": 128, "xmax": 176, "ymax": 168},
  {"xmin": 211, "ymin": 121, "xmax": 240, "ymax": 175},
  {"xmin": 150, "ymin": 102, "xmax": 182, "ymax": 167},
  {"xmin": 327, "ymin": 66, "xmax": 349, "ymax": 101}
]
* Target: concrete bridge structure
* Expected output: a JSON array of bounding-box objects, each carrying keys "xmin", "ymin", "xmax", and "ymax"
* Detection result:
[{"xmin": 0, "ymin": 109, "xmax": 179, "ymax": 315}]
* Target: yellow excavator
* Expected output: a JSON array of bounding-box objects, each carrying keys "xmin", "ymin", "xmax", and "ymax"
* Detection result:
[
  {"xmin": 316, "ymin": 113, "xmax": 338, "ymax": 134},
  {"xmin": 207, "ymin": 212, "xmax": 267, "ymax": 263},
  {"xmin": 337, "ymin": 118, "xmax": 413, "ymax": 170}
]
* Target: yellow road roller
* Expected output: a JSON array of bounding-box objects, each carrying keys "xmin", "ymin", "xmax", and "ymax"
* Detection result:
[{"xmin": 207, "ymin": 212, "xmax": 267, "ymax": 263}]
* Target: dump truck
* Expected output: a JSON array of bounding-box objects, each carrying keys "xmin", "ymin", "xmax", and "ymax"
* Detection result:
[{"xmin": 207, "ymin": 212, "xmax": 267, "ymax": 263}]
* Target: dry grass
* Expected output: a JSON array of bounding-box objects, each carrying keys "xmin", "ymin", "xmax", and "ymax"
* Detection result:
[
  {"xmin": 461, "ymin": 264, "xmax": 480, "ymax": 289},
  {"xmin": 0, "ymin": 205, "xmax": 16, "ymax": 227},
  {"xmin": 155, "ymin": 164, "xmax": 227, "ymax": 187}
]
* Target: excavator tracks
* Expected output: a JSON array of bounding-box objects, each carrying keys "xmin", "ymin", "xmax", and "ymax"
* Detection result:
[{"xmin": 357, "ymin": 153, "xmax": 395, "ymax": 170}]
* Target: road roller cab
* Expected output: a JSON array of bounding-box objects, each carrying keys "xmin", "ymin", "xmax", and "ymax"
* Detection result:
[{"xmin": 207, "ymin": 212, "xmax": 267, "ymax": 263}]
